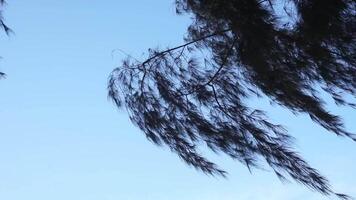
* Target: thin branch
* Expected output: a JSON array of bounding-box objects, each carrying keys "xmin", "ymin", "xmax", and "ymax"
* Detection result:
[
  {"xmin": 210, "ymin": 84, "xmax": 234, "ymax": 119},
  {"xmin": 139, "ymin": 29, "xmax": 233, "ymax": 95},
  {"xmin": 141, "ymin": 29, "xmax": 232, "ymax": 66},
  {"xmin": 181, "ymin": 39, "xmax": 237, "ymax": 96}
]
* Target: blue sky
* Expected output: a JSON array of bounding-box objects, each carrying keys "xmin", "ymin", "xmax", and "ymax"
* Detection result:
[{"xmin": 0, "ymin": 1, "xmax": 355, "ymax": 199}]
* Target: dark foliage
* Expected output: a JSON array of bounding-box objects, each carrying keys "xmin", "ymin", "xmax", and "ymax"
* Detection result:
[
  {"xmin": 0, "ymin": 1, "xmax": 10, "ymax": 34},
  {"xmin": 108, "ymin": 0, "xmax": 355, "ymax": 198},
  {"xmin": 0, "ymin": 0, "xmax": 11, "ymax": 78},
  {"xmin": 0, "ymin": 0, "xmax": 11, "ymax": 37}
]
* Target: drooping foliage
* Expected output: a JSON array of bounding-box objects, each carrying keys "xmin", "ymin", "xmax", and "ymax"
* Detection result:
[
  {"xmin": 0, "ymin": 0, "xmax": 11, "ymax": 78},
  {"xmin": 108, "ymin": 0, "xmax": 355, "ymax": 198},
  {"xmin": 0, "ymin": 1, "xmax": 10, "ymax": 34}
]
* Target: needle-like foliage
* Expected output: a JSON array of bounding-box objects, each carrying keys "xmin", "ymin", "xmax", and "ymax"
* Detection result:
[
  {"xmin": 0, "ymin": 0, "xmax": 11, "ymax": 36},
  {"xmin": 0, "ymin": 0, "xmax": 11, "ymax": 78},
  {"xmin": 108, "ymin": 0, "xmax": 355, "ymax": 198}
]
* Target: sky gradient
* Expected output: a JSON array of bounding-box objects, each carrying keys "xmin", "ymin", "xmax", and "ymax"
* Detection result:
[{"xmin": 0, "ymin": 1, "xmax": 355, "ymax": 199}]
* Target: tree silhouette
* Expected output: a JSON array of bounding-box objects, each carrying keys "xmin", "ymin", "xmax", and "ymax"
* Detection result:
[
  {"xmin": 0, "ymin": 1, "xmax": 10, "ymax": 33},
  {"xmin": 0, "ymin": 0, "xmax": 11, "ymax": 78},
  {"xmin": 108, "ymin": 0, "xmax": 355, "ymax": 199}
]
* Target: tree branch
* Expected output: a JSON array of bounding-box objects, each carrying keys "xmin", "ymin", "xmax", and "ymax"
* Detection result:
[{"xmin": 141, "ymin": 29, "xmax": 232, "ymax": 66}]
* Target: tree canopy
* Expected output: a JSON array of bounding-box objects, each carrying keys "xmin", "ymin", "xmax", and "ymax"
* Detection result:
[{"xmin": 108, "ymin": 0, "xmax": 355, "ymax": 199}]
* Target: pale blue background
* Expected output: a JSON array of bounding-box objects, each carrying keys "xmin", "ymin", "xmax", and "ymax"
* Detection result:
[{"xmin": 0, "ymin": 1, "xmax": 355, "ymax": 199}]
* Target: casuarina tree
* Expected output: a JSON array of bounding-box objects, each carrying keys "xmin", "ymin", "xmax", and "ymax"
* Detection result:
[
  {"xmin": 0, "ymin": 0, "xmax": 11, "ymax": 78},
  {"xmin": 108, "ymin": 0, "xmax": 355, "ymax": 199}
]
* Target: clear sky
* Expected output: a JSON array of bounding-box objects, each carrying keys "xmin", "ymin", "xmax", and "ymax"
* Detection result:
[{"xmin": 0, "ymin": 1, "xmax": 355, "ymax": 200}]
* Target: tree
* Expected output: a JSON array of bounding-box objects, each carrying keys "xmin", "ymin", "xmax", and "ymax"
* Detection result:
[
  {"xmin": 108, "ymin": 0, "xmax": 355, "ymax": 199},
  {"xmin": 0, "ymin": 1, "xmax": 10, "ymax": 33},
  {"xmin": 0, "ymin": 0, "xmax": 11, "ymax": 78}
]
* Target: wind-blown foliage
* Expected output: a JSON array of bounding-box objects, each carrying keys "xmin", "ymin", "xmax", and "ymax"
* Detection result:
[
  {"xmin": 0, "ymin": 0, "xmax": 11, "ymax": 78},
  {"xmin": 0, "ymin": 1, "xmax": 10, "ymax": 34},
  {"xmin": 108, "ymin": 0, "xmax": 355, "ymax": 198}
]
